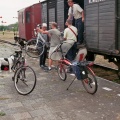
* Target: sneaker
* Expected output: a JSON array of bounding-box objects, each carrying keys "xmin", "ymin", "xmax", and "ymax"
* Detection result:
[
  {"xmin": 40, "ymin": 65, "xmax": 44, "ymax": 69},
  {"xmin": 44, "ymin": 67, "xmax": 51, "ymax": 71},
  {"xmin": 51, "ymin": 65, "xmax": 55, "ymax": 68},
  {"xmin": 43, "ymin": 65, "xmax": 48, "ymax": 68}
]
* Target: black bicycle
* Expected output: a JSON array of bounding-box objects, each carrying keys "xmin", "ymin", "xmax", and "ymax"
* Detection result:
[{"xmin": 11, "ymin": 44, "xmax": 37, "ymax": 95}]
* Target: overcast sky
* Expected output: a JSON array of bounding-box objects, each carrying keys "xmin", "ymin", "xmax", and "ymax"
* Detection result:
[{"xmin": 0, "ymin": 0, "xmax": 39, "ymax": 25}]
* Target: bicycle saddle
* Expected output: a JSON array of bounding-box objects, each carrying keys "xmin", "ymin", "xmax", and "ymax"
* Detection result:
[{"xmin": 15, "ymin": 51, "xmax": 22, "ymax": 54}]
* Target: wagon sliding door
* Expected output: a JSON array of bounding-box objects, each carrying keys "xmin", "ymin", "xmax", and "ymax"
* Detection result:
[
  {"xmin": 85, "ymin": 0, "xmax": 116, "ymax": 53},
  {"xmin": 117, "ymin": 0, "xmax": 120, "ymax": 50},
  {"xmin": 48, "ymin": 0, "xmax": 56, "ymax": 28},
  {"xmin": 42, "ymin": 2, "xmax": 47, "ymax": 23},
  {"xmin": 57, "ymin": 0, "xmax": 64, "ymax": 31}
]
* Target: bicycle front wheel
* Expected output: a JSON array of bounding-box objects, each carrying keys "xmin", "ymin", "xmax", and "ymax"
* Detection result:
[
  {"xmin": 25, "ymin": 39, "xmax": 44, "ymax": 58},
  {"xmin": 14, "ymin": 66, "xmax": 37, "ymax": 95},
  {"xmin": 57, "ymin": 64, "xmax": 67, "ymax": 81},
  {"xmin": 82, "ymin": 66, "xmax": 98, "ymax": 94}
]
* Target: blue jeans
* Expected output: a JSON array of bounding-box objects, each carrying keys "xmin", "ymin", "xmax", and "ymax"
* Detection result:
[
  {"xmin": 66, "ymin": 42, "xmax": 77, "ymax": 61},
  {"xmin": 75, "ymin": 18, "xmax": 84, "ymax": 44},
  {"xmin": 38, "ymin": 41, "xmax": 47, "ymax": 66}
]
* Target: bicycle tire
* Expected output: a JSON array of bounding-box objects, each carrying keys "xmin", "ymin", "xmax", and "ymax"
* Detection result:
[
  {"xmin": 57, "ymin": 64, "xmax": 67, "ymax": 81},
  {"xmin": 82, "ymin": 66, "xmax": 98, "ymax": 94},
  {"xmin": 25, "ymin": 39, "xmax": 44, "ymax": 58},
  {"xmin": 14, "ymin": 66, "xmax": 37, "ymax": 95}
]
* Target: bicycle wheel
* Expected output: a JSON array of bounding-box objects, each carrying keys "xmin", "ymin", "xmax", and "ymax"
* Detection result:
[
  {"xmin": 57, "ymin": 64, "xmax": 67, "ymax": 81},
  {"xmin": 14, "ymin": 66, "xmax": 37, "ymax": 95},
  {"xmin": 82, "ymin": 66, "xmax": 98, "ymax": 94},
  {"xmin": 25, "ymin": 39, "xmax": 44, "ymax": 58},
  {"xmin": 12, "ymin": 61, "xmax": 22, "ymax": 81}
]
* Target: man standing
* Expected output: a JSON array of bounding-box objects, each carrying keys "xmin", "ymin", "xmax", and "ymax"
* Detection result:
[
  {"xmin": 38, "ymin": 23, "xmax": 48, "ymax": 69},
  {"xmin": 67, "ymin": 0, "xmax": 84, "ymax": 44},
  {"xmin": 39, "ymin": 22, "xmax": 61, "ymax": 71}
]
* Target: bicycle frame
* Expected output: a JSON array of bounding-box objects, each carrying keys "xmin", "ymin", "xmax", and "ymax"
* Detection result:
[{"xmin": 11, "ymin": 51, "xmax": 25, "ymax": 71}]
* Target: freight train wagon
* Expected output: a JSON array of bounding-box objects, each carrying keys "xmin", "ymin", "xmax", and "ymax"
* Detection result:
[
  {"xmin": 40, "ymin": 0, "xmax": 120, "ymax": 68},
  {"xmin": 14, "ymin": 2, "xmax": 42, "ymax": 42}
]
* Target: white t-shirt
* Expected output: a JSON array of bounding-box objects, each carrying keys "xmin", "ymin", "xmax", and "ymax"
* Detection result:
[
  {"xmin": 68, "ymin": 4, "xmax": 83, "ymax": 19},
  {"xmin": 64, "ymin": 25, "xmax": 78, "ymax": 42}
]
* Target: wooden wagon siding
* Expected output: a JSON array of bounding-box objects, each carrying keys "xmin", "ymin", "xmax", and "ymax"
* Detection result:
[
  {"xmin": 117, "ymin": 0, "xmax": 120, "ymax": 50},
  {"xmin": 57, "ymin": 0, "xmax": 64, "ymax": 31},
  {"xmin": 40, "ymin": 0, "xmax": 119, "ymax": 56},
  {"xmin": 85, "ymin": 0, "xmax": 116, "ymax": 52},
  {"xmin": 42, "ymin": 3, "xmax": 47, "ymax": 23}
]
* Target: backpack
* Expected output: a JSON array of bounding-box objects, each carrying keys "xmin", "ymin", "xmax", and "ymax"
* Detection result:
[{"xmin": 71, "ymin": 61, "xmax": 88, "ymax": 80}]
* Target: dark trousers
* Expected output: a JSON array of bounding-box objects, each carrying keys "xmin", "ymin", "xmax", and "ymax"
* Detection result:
[
  {"xmin": 66, "ymin": 42, "xmax": 77, "ymax": 61},
  {"xmin": 39, "ymin": 46, "xmax": 47, "ymax": 66},
  {"xmin": 75, "ymin": 18, "xmax": 84, "ymax": 44}
]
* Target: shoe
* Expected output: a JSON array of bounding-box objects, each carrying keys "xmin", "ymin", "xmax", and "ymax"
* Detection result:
[
  {"xmin": 40, "ymin": 65, "xmax": 44, "ymax": 68},
  {"xmin": 51, "ymin": 65, "xmax": 55, "ymax": 68},
  {"xmin": 44, "ymin": 67, "xmax": 52, "ymax": 71},
  {"xmin": 43, "ymin": 65, "xmax": 48, "ymax": 68}
]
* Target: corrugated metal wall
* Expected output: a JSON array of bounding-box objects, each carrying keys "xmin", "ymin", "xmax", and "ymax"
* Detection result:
[{"xmin": 85, "ymin": 0, "xmax": 116, "ymax": 52}]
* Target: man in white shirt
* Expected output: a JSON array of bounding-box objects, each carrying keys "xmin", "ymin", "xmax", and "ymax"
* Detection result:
[
  {"xmin": 67, "ymin": 0, "xmax": 84, "ymax": 45},
  {"xmin": 64, "ymin": 19, "xmax": 78, "ymax": 61}
]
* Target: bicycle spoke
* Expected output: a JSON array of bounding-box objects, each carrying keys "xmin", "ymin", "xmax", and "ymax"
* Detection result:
[{"xmin": 14, "ymin": 66, "xmax": 36, "ymax": 95}]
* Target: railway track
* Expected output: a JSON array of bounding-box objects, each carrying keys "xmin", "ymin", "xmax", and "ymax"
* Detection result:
[{"xmin": 92, "ymin": 63, "xmax": 120, "ymax": 84}]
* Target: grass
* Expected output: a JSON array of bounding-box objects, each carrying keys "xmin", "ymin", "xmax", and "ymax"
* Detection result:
[
  {"xmin": 0, "ymin": 31, "xmax": 16, "ymax": 41},
  {"xmin": 0, "ymin": 111, "xmax": 6, "ymax": 116}
]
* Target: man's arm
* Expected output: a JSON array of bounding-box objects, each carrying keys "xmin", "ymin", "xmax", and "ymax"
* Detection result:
[
  {"xmin": 64, "ymin": 29, "xmax": 67, "ymax": 40},
  {"xmin": 77, "ymin": 4, "xmax": 84, "ymax": 22},
  {"xmin": 68, "ymin": 8, "xmax": 71, "ymax": 20},
  {"xmin": 82, "ymin": 11, "xmax": 84, "ymax": 22},
  {"xmin": 38, "ymin": 29, "xmax": 51, "ymax": 37}
]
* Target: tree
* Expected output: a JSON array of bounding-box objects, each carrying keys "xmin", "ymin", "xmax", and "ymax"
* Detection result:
[{"xmin": 0, "ymin": 22, "xmax": 18, "ymax": 31}]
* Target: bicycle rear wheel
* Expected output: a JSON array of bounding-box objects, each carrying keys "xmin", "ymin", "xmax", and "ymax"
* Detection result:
[
  {"xmin": 57, "ymin": 64, "xmax": 67, "ymax": 81},
  {"xmin": 82, "ymin": 66, "xmax": 98, "ymax": 94},
  {"xmin": 14, "ymin": 66, "xmax": 37, "ymax": 95},
  {"xmin": 25, "ymin": 39, "xmax": 44, "ymax": 58}
]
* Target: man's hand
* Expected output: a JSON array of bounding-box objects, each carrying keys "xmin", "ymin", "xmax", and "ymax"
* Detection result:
[{"xmin": 82, "ymin": 17, "xmax": 84, "ymax": 22}]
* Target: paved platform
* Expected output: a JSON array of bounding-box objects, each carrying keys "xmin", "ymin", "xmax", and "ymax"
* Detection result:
[
  {"xmin": 0, "ymin": 56, "xmax": 120, "ymax": 120},
  {"xmin": 0, "ymin": 43, "xmax": 120, "ymax": 120}
]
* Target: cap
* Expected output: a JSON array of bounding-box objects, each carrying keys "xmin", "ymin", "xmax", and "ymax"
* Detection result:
[
  {"xmin": 67, "ymin": 0, "xmax": 73, "ymax": 2},
  {"xmin": 37, "ymin": 24, "xmax": 40, "ymax": 27},
  {"xmin": 42, "ymin": 23, "xmax": 47, "ymax": 27}
]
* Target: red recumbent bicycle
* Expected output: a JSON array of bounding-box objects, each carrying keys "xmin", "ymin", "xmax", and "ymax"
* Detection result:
[{"xmin": 50, "ymin": 42, "xmax": 98, "ymax": 94}]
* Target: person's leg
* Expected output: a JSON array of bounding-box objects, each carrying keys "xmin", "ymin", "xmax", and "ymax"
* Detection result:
[
  {"xmin": 42, "ymin": 46, "xmax": 48, "ymax": 67},
  {"xmin": 75, "ymin": 18, "xmax": 84, "ymax": 44},
  {"xmin": 49, "ymin": 59, "xmax": 52, "ymax": 67},
  {"xmin": 40, "ymin": 53, "xmax": 44, "ymax": 67},
  {"xmin": 72, "ymin": 42, "xmax": 77, "ymax": 60},
  {"xmin": 39, "ymin": 41, "xmax": 44, "ymax": 67},
  {"xmin": 66, "ymin": 45, "xmax": 74, "ymax": 61}
]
